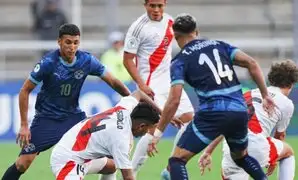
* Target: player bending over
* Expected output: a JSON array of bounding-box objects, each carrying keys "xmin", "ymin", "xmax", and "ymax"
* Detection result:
[
  {"xmin": 50, "ymin": 90, "xmax": 161, "ymax": 180},
  {"xmin": 199, "ymin": 60, "xmax": 297, "ymax": 180},
  {"xmin": 148, "ymin": 14, "xmax": 275, "ymax": 180},
  {"xmin": 1, "ymin": 24, "xmax": 130, "ymax": 180},
  {"xmin": 123, "ymin": 0, "xmax": 194, "ymax": 178}
]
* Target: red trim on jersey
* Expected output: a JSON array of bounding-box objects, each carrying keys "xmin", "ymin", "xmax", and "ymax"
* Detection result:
[
  {"xmin": 267, "ymin": 137, "xmax": 278, "ymax": 166},
  {"xmin": 72, "ymin": 106, "xmax": 125, "ymax": 151},
  {"xmin": 244, "ymin": 91, "xmax": 263, "ymax": 134},
  {"xmin": 146, "ymin": 19, "xmax": 174, "ymax": 85},
  {"xmin": 56, "ymin": 161, "xmax": 76, "ymax": 180}
]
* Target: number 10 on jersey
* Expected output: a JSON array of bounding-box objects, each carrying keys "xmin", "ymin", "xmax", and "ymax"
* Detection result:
[
  {"xmin": 199, "ymin": 49, "xmax": 233, "ymax": 85},
  {"xmin": 60, "ymin": 84, "xmax": 72, "ymax": 96}
]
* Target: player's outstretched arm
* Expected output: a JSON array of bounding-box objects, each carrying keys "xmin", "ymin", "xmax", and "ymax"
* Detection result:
[
  {"xmin": 233, "ymin": 51, "xmax": 275, "ymax": 115},
  {"xmin": 17, "ymin": 79, "xmax": 37, "ymax": 147},
  {"xmin": 156, "ymin": 84, "xmax": 183, "ymax": 134},
  {"xmin": 123, "ymin": 52, "xmax": 155, "ymax": 98},
  {"xmin": 198, "ymin": 135, "xmax": 224, "ymax": 175},
  {"xmin": 101, "ymin": 71, "xmax": 131, "ymax": 96},
  {"xmin": 131, "ymin": 90, "xmax": 162, "ymax": 115},
  {"xmin": 233, "ymin": 51, "xmax": 268, "ymax": 98},
  {"xmin": 120, "ymin": 169, "xmax": 135, "ymax": 180}
]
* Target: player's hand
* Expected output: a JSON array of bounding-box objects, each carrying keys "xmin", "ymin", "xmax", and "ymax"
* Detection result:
[
  {"xmin": 198, "ymin": 152, "xmax": 212, "ymax": 175},
  {"xmin": 262, "ymin": 95, "xmax": 276, "ymax": 117},
  {"xmin": 147, "ymin": 137, "xmax": 159, "ymax": 157},
  {"xmin": 16, "ymin": 125, "xmax": 31, "ymax": 148},
  {"xmin": 139, "ymin": 84, "xmax": 155, "ymax": 99},
  {"xmin": 266, "ymin": 163, "xmax": 276, "ymax": 176},
  {"xmin": 170, "ymin": 117, "xmax": 184, "ymax": 129}
]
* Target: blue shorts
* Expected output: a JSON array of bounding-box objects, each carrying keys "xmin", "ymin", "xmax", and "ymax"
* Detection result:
[
  {"xmin": 20, "ymin": 113, "xmax": 85, "ymax": 155},
  {"xmin": 177, "ymin": 111, "xmax": 248, "ymax": 154}
]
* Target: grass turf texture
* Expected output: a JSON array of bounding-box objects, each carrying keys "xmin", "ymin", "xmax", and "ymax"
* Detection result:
[{"xmin": 0, "ymin": 137, "xmax": 297, "ymax": 180}]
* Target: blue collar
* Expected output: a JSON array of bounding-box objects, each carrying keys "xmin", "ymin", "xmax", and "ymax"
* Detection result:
[{"xmin": 59, "ymin": 56, "xmax": 77, "ymax": 67}]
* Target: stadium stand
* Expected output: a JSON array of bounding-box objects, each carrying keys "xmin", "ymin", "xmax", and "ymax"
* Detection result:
[{"xmin": 0, "ymin": 0, "xmax": 293, "ymax": 79}]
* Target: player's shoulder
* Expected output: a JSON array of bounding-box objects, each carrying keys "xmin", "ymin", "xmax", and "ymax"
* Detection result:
[
  {"xmin": 275, "ymin": 92, "xmax": 294, "ymax": 111},
  {"xmin": 40, "ymin": 49, "xmax": 60, "ymax": 66},
  {"xmin": 128, "ymin": 13, "xmax": 150, "ymax": 30},
  {"xmin": 163, "ymin": 13, "xmax": 174, "ymax": 21},
  {"xmin": 76, "ymin": 49, "xmax": 92, "ymax": 58},
  {"xmin": 76, "ymin": 50, "xmax": 97, "ymax": 62}
]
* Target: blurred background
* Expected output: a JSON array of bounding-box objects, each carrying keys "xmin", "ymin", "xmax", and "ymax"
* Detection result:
[{"xmin": 0, "ymin": 0, "xmax": 297, "ymax": 179}]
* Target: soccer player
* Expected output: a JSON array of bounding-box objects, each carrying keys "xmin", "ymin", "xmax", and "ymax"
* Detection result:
[
  {"xmin": 50, "ymin": 90, "xmax": 160, "ymax": 180},
  {"xmin": 2, "ymin": 24, "xmax": 131, "ymax": 180},
  {"xmin": 123, "ymin": 0, "xmax": 194, "ymax": 177},
  {"xmin": 199, "ymin": 60, "xmax": 297, "ymax": 180},
  {"xmin": 148, "ymin": 14, "xmax": 275, "ymax": 180}
]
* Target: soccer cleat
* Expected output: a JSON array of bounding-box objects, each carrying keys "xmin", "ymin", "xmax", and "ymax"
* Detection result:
[{"xmin": 161, "ymin": 169, "xmax": 171, "ymax": 180}]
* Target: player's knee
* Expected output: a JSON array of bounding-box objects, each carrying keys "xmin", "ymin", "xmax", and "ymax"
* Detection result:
[
  {"xmin": 279, "ymin": 142, "xmax": 294, "ymax": 160},
  {"xmin": 15, "ymin": 155, "xmax": 36, "ymax": 172},
  {"xmin": 168, "ymin": 157, "xmax": 187, "ymax": 167},
  {"xmin": 230, "ymin": 149, "xmax": 247, "ymax": 160},
  {"xmin": 99, "ymin": 159, "xmax": 116, "ymax": 175}
]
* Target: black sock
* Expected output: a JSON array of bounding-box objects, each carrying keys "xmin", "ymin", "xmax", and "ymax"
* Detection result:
[
  {"xmin": 233, "ymin": 154, "xmax": 268, "ymax": 180},
  {"xmin": 2, "ymin": 163, "xmax": 24, "ymax": 180},
  {"xmin": 168, "ymin": 157, "xmax": 189, "ymax": 180}
]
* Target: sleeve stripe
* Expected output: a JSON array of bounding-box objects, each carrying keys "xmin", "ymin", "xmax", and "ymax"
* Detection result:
[
  {"xmin": 100, "ymin": 68, "xmax": 108, "ymax": 77},
  {"xmin": 28, "ymin": 75, "xmax": 40, "ymax": 85},
  {"xmin": 132, "ymin": 17, "xmax": 149, "ymax": 38},
  {"xmin": 230, "ymin": 49, "xmax": 240, "ymax": 63},
  {"xmin": 171, "ymin": 80, "xmax": 185, "ymax": 86},
  {"xmin": 132, "ymin": 16, "xmax": 147, "ymax": 36}
]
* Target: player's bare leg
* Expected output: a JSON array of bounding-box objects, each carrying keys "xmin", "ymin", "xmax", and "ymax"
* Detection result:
[
  {"xmin": 276, "ymin": 142, "xmax": 295, "ymax": 180},
  {"xmin": 2, "ymin": 153, "xmax": 37, "ymax": 180}
]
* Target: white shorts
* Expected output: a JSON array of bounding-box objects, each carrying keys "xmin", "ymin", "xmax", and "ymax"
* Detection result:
[
  {"xmin": 221, "ymin": 132, "xmax": 284, "ymax": 180},
  {"xmin": 154, "ymin": 89, "xmax": 194, "ymax": 117},
  {"xmin": 51, "ymin": 149, "xmax": 107, "ymax": 180}
]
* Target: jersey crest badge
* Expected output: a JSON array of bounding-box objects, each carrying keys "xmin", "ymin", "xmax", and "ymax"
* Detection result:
[{"xmin": 74, "ymin": 70, "xmax": 84, "ymax": 79}]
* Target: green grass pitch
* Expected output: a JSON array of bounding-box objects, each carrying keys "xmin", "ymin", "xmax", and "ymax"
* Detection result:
[{"xmin": 0, "ymin": 137, "xmax": 297, "ymax": 180}]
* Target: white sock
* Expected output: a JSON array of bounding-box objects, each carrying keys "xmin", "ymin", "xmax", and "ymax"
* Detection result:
[
  {"xmin": 87, "ymin": 158, "xmax": 108, "ymax": 174},
  {"xmin": 100, "ymin": 173, "xmax": 117, "ymax": 180},
  {"xmin": 170, "ymin": 123, "xmax": 188, "ymax": 156},
  {"xmin": 132, "ymin": 133, "xmax": 153, "ymax": 177},
  {"xmin": 278, "ymin": 155, "xmax": 295, "ymax": 180}
]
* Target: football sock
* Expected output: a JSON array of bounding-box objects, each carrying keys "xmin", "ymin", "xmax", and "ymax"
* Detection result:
[
  {"xmin": 132, "ymin": 133, "xmax": 153, "ymax": 177},
  {"xmin": 233, "ymin": 154, "xmax": 267, "ymax": 180},
  {"xmin": 168, "ymin": 157, "xmax": 189, "ymax": 180},
  {"xmin": 87, "ymin": 158, "xmax": 108, "ymax": 174},
  {"xmin": 278, "ymin": 155, "xmax": 295, "ymax": 180},
  {"xmin": 1, "ymin": 163, "xmax": 24, "ymax": 180},
  {"xmin": 100, "ymin": 173, "xmax": 116, "ymax": 180}
]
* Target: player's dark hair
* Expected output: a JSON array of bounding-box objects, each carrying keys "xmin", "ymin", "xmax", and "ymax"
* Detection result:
[
  {"xmin": 144, "ymin": 0, "xmax": 166, "ymax": 4},
  {"xmin": 58, "ymin": 23, "xmax": 80, "ymax": 38},
  {"xmin": 173, "ymin": 13, "xmax": 197, "ymax": 34},
  {"xmin": 268, "ymin": 60, "xmax": 298, "ymax": 88},
  {"xmin": 130, "ymin": 102, "xmax": 159, "ymax": 124}
]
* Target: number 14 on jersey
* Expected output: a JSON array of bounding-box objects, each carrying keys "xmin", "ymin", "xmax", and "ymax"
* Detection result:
[{"xmin": 199, "ymin": 48, "xmax": 233, "ymax": 85}]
